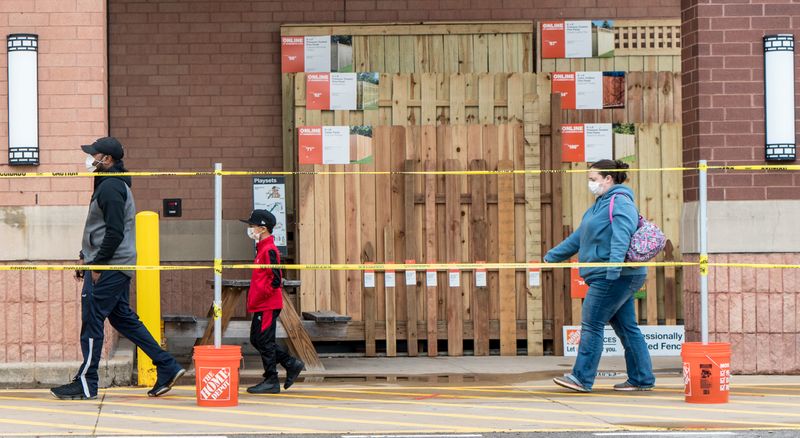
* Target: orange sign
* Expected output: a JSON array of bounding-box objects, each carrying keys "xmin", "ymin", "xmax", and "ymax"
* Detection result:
[
  {"xmin": 541, "ymin": 21, "xmax": 566, "ymax": 59},
  {"xmin": 298, "ymin": 126, "xmax": 323, "ymax": 164},
  {"xmin": 570, "ymin": 266, "xmax": 589, "ymax": 298},
  {"xmin": 551, "ymin": 72, "xmax": 576, "ymax": 109},
  {"xmin": 306, "ymin": 73, "xmax": 330, "ymax": 110},
  {"xmin": 281, "ymin": 36, "xmax": 305, "ymax": 72},
  {"xmin": 561, "ymin": 124, "xmax": 585, "ymax": 162}
]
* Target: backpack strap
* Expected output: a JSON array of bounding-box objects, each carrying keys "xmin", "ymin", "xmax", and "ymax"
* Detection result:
[
  {"xmin": 609, "ymin": 194, "xmax": 617, "ymax": 223},
  {"xmin": 608, "ymin": 193, "xmax": 633, "ymax": 223}
]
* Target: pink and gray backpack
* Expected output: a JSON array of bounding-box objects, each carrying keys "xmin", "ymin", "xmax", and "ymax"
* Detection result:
[{"xmin": 610, "ymin": 194, "xmax": 667, "ymax": 262}]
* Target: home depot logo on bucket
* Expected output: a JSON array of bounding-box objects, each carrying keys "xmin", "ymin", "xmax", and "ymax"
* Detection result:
[
  {"xmin": 199, "ymin": 367, "xmax": 231, "ymax": 401},
  {"xmin": 682, "ymin": 362, "xmax": 692, "ymax": 396},
  {"xmin": 719, "ymin": 362, "xmax": 731, "ymax": 391}
]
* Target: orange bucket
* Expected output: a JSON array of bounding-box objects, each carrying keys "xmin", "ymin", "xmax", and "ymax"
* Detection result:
[
  {"xmin": 681, "ymin": 342, "xmax": 731, "ymax": 404},
  {"xmin": 193, "ymin": 345, "xmax": 242, "ymax": 407}
]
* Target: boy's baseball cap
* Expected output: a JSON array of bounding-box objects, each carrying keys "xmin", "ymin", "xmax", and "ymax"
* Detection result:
[
  {"xmin": 240, "ymin": 209, "xmax": 276, "ymax": 232},
  {"xmin": 81, "ymin": 137, "xmax": 124, "ymax": 160}
]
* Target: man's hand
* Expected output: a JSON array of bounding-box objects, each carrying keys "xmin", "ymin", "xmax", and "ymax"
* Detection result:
[
  {"xmin": 91, "ymin": 271, "xmax": 101, "ymax": 284},
  {"xmin": 75, "ymin": 258, "xmax": 84, "ymax": 280}
]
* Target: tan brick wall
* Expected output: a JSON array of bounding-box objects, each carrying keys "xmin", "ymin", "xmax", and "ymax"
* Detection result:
[
  {"xmin": 0, "ymin": 0, "xmax": 109, "ymax": 363},
  {"xmin": 684, "ymin": 253, "xmax": 800, "ymax": 374}
]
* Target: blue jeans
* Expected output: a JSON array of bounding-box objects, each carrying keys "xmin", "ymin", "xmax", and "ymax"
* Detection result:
[{"xmin": 572, "ymin": 274, "xmax": 655, "ymax": 390}]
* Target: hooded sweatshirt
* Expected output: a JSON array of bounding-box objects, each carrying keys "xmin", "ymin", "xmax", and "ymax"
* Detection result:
[
  {"xmin": 81, "ymin": 161, "xmax": 137, "ymax": 277},
  {"xmin": 543, "ymin": 184, "xmax": 647, "ymax": 284}
]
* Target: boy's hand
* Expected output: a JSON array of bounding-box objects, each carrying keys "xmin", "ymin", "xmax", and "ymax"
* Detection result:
[{"xmin": 91, "ymin": 271, "xmax": 102, "ymax": 284}]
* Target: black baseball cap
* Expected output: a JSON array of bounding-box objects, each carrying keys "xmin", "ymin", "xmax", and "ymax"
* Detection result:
[
  {"xmin": 81, "ymin": 137, "xmax": 124, "ymax": 160},
  {"xmin": 240, "ymin": 209, "xmax": 276, "ymax": 232}
]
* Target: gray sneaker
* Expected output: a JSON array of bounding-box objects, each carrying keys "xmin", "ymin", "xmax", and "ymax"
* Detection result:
[
  {"xmin": 553, "ymin": 375, "xmax": 591, "ymax": 393},
  {"xmin": 613, "ymin": 381, "xmax": 654, "ymax": 391}
]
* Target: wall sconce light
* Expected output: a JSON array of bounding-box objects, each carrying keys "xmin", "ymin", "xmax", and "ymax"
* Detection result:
[
  {"xmin": 763, "ymin": 34, "xmax": 796, "ymax": 162},
  {"xmin": 7, "ymin": 33, "xmax": 39, "ymax": 166}
]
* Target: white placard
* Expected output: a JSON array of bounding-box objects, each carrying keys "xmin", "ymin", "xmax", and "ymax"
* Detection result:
[
  {"xmin": 330, "ymin": 73, "xmax": 357, "ymax": 110},
  {"xmin": 385, "ymin": 271, "xmax": 396, "ymax": 288},
  {"xmin": 405, "ymin": 270, "xmax": 416, "ymax": 286},
  {"xmin": 475, "ymin": 270, "xmax": 487, "ymax": 287},
  {"xmin": 575, "ymin": 71, "xmax": 602, "ymax": 110},
  {"xmin": 364, "ymin": 271, "xmax": 375, "ymax": 288},
  {"xmin": 584, "ymin": 123, "xmax": 613, "ymax": 163},
  {"xmin": 528, "ymin": 270, "xmax": 541, "ymax": 287},
  {"xmin": 565, "ymin": 21, "xmax": 592, "ymax": 58},
  {"xmin": 448, "ymin": 270, "xmax": 460, "ymax": 288},
  {"xmin": 563, "ymin": 325, "xmax": 685, "ymax": 357},
  {"xmin": 322, "ymin": 126, "xmax": 350, "ymax": 164},
  {"xmin": 252, "ymin": 177, "xmax": 288, "ymax": 253},
  {"xmin": 426, "ymin": 271, "xmax": 437, "ymax": 287},
  {"xmin": 304, "ymin": 36, "xmax": 331, "ymax": 72}
]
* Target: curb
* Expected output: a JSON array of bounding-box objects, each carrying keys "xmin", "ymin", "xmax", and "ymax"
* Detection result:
[{"xmin": 0, "ymin": 341, "xmax": 134, "ymax": 389}]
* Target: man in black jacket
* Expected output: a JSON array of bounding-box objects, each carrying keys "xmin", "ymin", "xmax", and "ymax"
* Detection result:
[{"xmin": 51, "ymin": 137, "xmax": 185, "ymax": 400}]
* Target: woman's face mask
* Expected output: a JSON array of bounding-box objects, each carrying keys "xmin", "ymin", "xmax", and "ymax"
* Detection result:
[{"xmin": 587, "ymin": 172, "xmax": 612, "ymax": 197}]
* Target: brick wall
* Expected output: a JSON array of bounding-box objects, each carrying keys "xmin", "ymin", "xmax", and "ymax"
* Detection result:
[
  {"xmin": 108, "ymin": 0, "xmax": 681, "ymax": 220},
  {"xmin": 0, "ymin": 0, "xmax": 110, "ymax": 363},
  {"xmin": 0, "ymin": 0, "xmax": 107, "ymax": 206},
  {"xmin": 682, "ymin": 0, "xmax": 800, "ymax": 202},
  {"xmin": 684, "ymin": 253, "xmax": 800, "ymax": 374}
]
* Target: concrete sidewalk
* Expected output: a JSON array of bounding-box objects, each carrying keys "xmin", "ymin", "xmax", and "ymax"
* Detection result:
[
  {"xmin": 2, "ymin": 368, "xmax": 800, "ymax": 436},
  {"xmin": 236, "ymin": 354, "xmax": 683, "ymax": 381}
]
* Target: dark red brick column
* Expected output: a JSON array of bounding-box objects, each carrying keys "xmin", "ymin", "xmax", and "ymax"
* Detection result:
[
  {"xmin": 682, "ymin": 0, "xmax": 800, "ymax": 202},
  {"xmin": 682, "ymin": 0, "xmax": 800, "ymax": 373}
]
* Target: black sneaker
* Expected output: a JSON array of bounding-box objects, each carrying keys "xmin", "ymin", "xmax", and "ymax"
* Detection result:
[
  {"xmin": 247, "ymin": 379, "xmax": 280, "ymax": 394},
  {"xmin": 614, "ymin": 381, "xmax": 654, "ymax": 391},
  {"xmin": 147, "ymin": 368, "xmax": 186, "ymax": 397},
  {"xmin": 50, "ymin": 380, "xmax": 96, "ymax": 400},
  {"xmin": 284, "ymin": 359, "xmax": 305, "ymax": 390}
]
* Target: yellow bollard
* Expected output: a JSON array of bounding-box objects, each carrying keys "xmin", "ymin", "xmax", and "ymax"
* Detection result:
[{"xmin": 135, "ymin": 211, "xmax": 161, "ymax": 387}]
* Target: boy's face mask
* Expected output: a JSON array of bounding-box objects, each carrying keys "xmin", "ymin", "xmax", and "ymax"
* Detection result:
[{"xmin": 247, "ymin": 227, "xmax": 264, "ymax": 241}]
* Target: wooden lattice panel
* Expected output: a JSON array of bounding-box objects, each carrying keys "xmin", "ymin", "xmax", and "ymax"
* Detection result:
[{"xmin": 614, "ymin": 19, "xmax": 681, "ymax": 56}]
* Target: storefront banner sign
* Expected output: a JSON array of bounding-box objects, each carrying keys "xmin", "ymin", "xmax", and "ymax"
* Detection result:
[{"xmin": 563, "ymin": 325, "xmax": 685, "ymax": 356}]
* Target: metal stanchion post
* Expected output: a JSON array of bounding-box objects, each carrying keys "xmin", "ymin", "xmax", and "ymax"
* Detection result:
[
  {"xmin": 699, "ymin": 159, "xmax": 709, "ymax": 344},
  {"xmin": 214, "ymin": 162, "xmax": 222, "ymax": 349}
]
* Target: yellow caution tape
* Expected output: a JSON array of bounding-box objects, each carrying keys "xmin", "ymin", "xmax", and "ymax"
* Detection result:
[
  {"xmin": 212, "ymin": 304, "xmax": 222, "ymax": 320},
  {"xmin": 708, "ymin": 164, "xmax": 800, "ymax": 172},
  {"xmin": 1, "ymin": 261, "xmax": 800, "ymax": 272},
  {"xmin": 699, "ymin": 255, "xmax": 709, "ymax": 276},
  {"xmin": 225, "ymin": 261, "xmax": 698, "ymax": 271},
  {"xmin": 0, "ymin": 264, "xmax": 210, "ymax": 271},
  {"xmin": 0, "ymin": 171, "xmax": 213, "ymax": 178},
  {"xmin": 0, "ymin": 165, "xmax": 798, "ymax": 178}
]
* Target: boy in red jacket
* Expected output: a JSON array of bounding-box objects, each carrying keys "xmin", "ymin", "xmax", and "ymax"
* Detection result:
[{"xmin": 241, "ymin": 210, "xmax": 304, "ymax": 394}]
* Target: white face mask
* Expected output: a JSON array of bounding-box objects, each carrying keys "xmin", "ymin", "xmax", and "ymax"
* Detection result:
[
  {"xmin": 85, "ymin": 155, "xmax": 98, "ymax": 172},
  {"xmin": 588, "ymin": 180, "xmax": 605, "ymax": 197},
  {"xmin": 247, "ymin": 228, "xmax": 262, "ymax": 241}
]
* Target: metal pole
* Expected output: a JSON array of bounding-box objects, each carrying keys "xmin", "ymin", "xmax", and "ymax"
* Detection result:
[
  {"xmin": 699, "ymin": 160, "xmax": 709, "ymax": 344},
  {"xmin": 214, "ymin": 162, "xmax": 223, "ymax": 348}
]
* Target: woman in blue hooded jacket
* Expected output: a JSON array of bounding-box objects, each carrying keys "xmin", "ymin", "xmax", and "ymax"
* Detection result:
[{"xmin": 545, "ymin": 159, "xmax": 655, "ymax": 393}]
